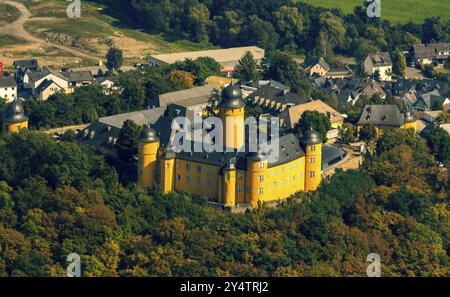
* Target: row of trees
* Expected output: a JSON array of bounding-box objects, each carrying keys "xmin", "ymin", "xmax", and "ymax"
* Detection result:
[
  {"xmin": 0, "ymin": 128, "xmax": 448, "ymax": 276},
  {"xmin": 95, "ymin": 0, "xmax": 450, "ymax": 59}
]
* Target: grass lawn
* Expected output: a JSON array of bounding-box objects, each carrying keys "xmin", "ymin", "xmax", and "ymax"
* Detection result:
[
  {"xmin": 0, "ymin": 35, "xmax": 28, "ymax": 47},
  {"xmin": 0, "ymin": 3, "xmax": 20, "ymax": 26},
  {"xmin": 297, "ymin": 0, "xmax": 450, "ymax": 23}
]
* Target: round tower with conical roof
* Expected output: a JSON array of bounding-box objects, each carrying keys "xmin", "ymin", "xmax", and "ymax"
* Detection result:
[
  {"xmin": 137, "ymin": 125, "xmax": 160, "ymax": 187},
  {"xmin": 301, "ymin": 128, "xmax": 322, "ymax": 192},
  {"xmin": 2, "ymin": 99, "xmax": 28, "ymax": 133},
  {"xmin": 219, "ymin": 84, "xmax": 245, "ymax": 150}
]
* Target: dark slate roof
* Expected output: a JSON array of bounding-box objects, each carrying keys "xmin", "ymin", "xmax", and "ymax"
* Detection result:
[
  {"xmin": 219, "ymin": 84, "xmax": 245, "ymax": 109},
  {"xmin": 302, "ymin": 57, "xmax": 330, "ymax": 71},
  {"xmin": 0, "ymin": 76, "xmax": 17, "ymax": 88},
  {"xmin": 416, "ymin": 80, "xmax": 449, "ymax": 96},
  {"xmin": 175, "ymin": 133, "xmax": 305, "ymax": 169},
  {"xmin": 82, "ymin": 107, "xmax": 170, "ymax": 147},
  {"xmin": 391, "ymin": 79, "xmax": 416, "ymax": 96},
  {"xmin": 35, "ymin": 79, "xmax": 52, "ymax": 93},
  {"xmin": 158, "ymin": 85, "xmax": 215, "ymax": 107},
  {"xmin": 27, "ymin": 68, "xmax": 67, "ymax": 84},
  {"xmin": 412, "ymin": 43, "xmax": 450, "ymax": 59},
  {"xmin": 2, "ymin": 99, "xmax": 28, "ymax": 123},
  {"xmin": 13, "ymin": 59, "xmax": 38, "ymax": 69},
  {"xmin": 416, "ymin": 90, "xmax": 444, "ymax": 109},
  {"xmin": 247, "ymin": 85, "xmax": 308, "ymax": 106},
  {"xmin": 63, "ymin": 71, "xmax": 94, "ymax": 83},
  {"xmin": 367, "ymin": 52, "xmax": 392, "ymax": 66},
  {"xmin": 322, "ymin": 145, "xmax": 346, "ymax": 166},
  {"xmin": 27, "ymin": 68, "xmax": 51, "ymax": 83},
  {"xmin": 357, "ymin": 105, "xmax": 405, "ymax": 127},
  {"xmin": 300, "ymin": 129, "xmax": 321, "ymax": 145},
  {"xmin": 263, "ymin": 80, "xmax": 290, "ymax": 92},
  {"xmin": 139, "ymin": 125, "xmax": 159, "ymax": 143}
]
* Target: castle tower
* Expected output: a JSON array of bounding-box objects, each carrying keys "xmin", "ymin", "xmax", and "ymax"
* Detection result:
[
  {"xmin": 160, "ymin": 147, "xmax": 176, "ymax": 194},
  {"xmin": 222, "ymin": 159, "xmax": 237, "ymax": 207},
  {"xmin": 402, "ymin": 110, "xmax": 417, "ymax": 132},
  {"xmin": 137, "ymin": 125, "xmax": 160, "ymax": 188},
  {"xmin": 246, "ymin": 151, "xmax": 268, "ymax": 208},
  {"xmin": 301, "ymin": 128, "xmax": 322, "ymax": 192},
  {"xmin": 219, "ymin": 85, "xmax": 245, "ymax": 150},
  {"xmin": 2, "ymin": 99, "xmax": 28, "ymax": 133}
]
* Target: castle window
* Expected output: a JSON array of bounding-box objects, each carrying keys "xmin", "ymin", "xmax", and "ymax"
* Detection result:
[
  {"xmin": 281, "ymin": 167, "xmax": 285, "ymax": 173},
  {"xmin": 280, "ymin": 179, "xmax": 285, "ymax": 186},
  {"xmin": 196, "ymin": 176, "xmax": 201, "ymax": 184},
  {"xmin": 245, "ymin": 186, "xmax": 250, "ymax": 193},
  {"xmin": 259, "ymin": 175, "xmax": 264, "ymax": 182},
  {"xmin": 196, "ymin": 165, "xmax": 202, "ymax": 172},
  {"xmin": 288, "ymin": 178, "xmax": 291, "ymax": 184},
  {"xmin": 177, "ymin": 174, "xmax": 181, "ymax": 180},
  {"xmin": 288, "ymin": 165, "xmax": 292, "ymax": 171},
  {"xmin": 186, "ymin": 175, "xmax": 191, "ymax": 182},
  {"xmin": 206, "ymin": 167, "xmax": 212, "ymax": 175},
  {"xmin": 273, "ymin": 182, "xmax": 277, "ymax": 188},
  {"xmin": 293, "ymin": 175, "xmax": 296, "ymax": 181},
  {"xmin": 310, "ymin": 157, "xmax": 315, "ymax": 163},
  {"xmin": 177, "ymin": 162, "xmax": 181, "ymax": 169},
  {"xmin": 309, "ymin": 171, "xmax": 315, "ymax": 178},
  {"xmin": 226, "ymin": 174, "xmax": 230, "ymax": 181},
  {"xmin": 310, "ymin": 146, "xmax": 316, "ymax": 152},
  {"xmin": 259, "ymin": 162, "xmax": 264, "ymax": 168},
  {"xmin": 273, "ymin": 169, "xmax": 277, "ymax": 176},
  {"xmin": 186, "ymin": 163, "xmax": 191, "ymax": 172},
  {"xmin": 258, "ymin": 188, "xmax": 263, "ymax": 194},
  {"xmin": 238, "ymin": 172, "xmax": 244, "ymax": 179},
  {"xmin": 237, "ymin": 185, "xmax": 243, "ymax": 192}
]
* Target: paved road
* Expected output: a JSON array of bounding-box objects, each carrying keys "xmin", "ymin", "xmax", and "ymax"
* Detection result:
[{"xmin": 0, "ymin": 0, "xmax": 101, "ymax": 61}]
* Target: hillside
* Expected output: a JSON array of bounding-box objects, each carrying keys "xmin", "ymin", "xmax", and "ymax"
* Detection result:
[
  {"xmin": 297, "ymin": 0, "xmax": 450, "ymax": 24},
  {"xmin": 0, "ymin": 0, "xmax": 214, "ymax": 69}
]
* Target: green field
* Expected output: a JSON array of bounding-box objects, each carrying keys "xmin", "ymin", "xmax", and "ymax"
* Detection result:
[
  {"xmin": 0, "ymin": 3, "xmax": 20, "ymax": 26},
  {"xmin": 297, "ymin": 0, "xmax": 450, "ymax": 23},
  {"xmin": 0, "ymin": 35, "xmax": 28, "ymax": 47}
]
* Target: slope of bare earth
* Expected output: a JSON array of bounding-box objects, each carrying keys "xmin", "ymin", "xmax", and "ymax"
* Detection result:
[{"xmin": 0, "ymin": 0, "xmax": 215, "ymax": 70}]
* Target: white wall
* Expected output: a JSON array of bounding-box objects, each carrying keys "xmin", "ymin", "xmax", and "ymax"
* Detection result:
[{"xmin": 0, "ymin": 85, "xmax": 17, "ymax": 103}]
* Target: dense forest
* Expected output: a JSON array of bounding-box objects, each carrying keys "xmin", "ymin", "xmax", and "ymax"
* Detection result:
[
  {"xmin": 0, "ymin": 128, "xmax": 448, "ymax": 276},
  {"xmin": 93, "ymin": 0, "xmax": 450, "ymax": 61}
]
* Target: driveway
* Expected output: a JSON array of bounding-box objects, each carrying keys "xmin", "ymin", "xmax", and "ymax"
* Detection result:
[{"xmin": 0, "ymin": 0, "xmax": 101, "ymax": 61}]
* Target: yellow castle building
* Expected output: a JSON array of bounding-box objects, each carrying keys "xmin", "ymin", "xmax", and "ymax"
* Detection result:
[
  {"xmin": 1, "ymin": 99, "xmax": 29, "ymax": 133},
  {"xmin": 137, "ymin": 85, "xmax": 323, "ymax": 209}
]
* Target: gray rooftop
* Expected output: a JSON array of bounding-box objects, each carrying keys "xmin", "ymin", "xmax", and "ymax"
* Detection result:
[
  {"xmin": 357, "ymin": 105, "xmax": 405, "ymax": 127},
  {"xmin": 158, "ymin": 85, "xmax": 216, "ymax": 107},
  {"xmin": 368, "ymin": 52, "xmax": 392, "ymax": 66},
  {"xmin": 13, "ymin": 59, "xmax": 38, "ymax": 69},
  {"xmin": 63, "ymin": 71, "xmax": 94, "ymax": 83},
  {"xmin": 99, "ymin": 107, "xmax": 167, "ymax": 128},
  {"xmin": 0, "ymin": 76, "xmax": 17, "ymax": 88}
]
